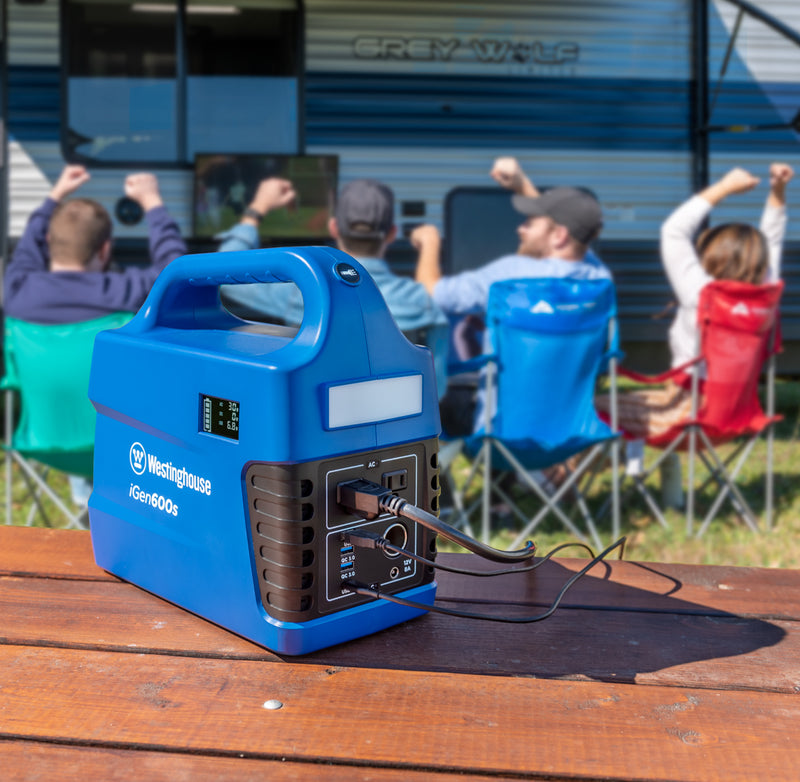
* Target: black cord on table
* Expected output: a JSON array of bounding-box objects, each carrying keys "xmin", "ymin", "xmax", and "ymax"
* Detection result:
[{"xmin": 344, "ymin": 537, "xmax": 627, "ymax": 624}]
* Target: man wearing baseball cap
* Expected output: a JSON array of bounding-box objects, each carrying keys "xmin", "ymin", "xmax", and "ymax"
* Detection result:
[
  {"xmin": 414, "ymin": 157, "xmax": 611, "ymax": 315},
  {"xmin": 218, "ymin": 177, "xmax": 449, "ymax": 395},
  {"xmin": 328, "ymin": 179, "xmax": 448, "ymax": 356},
  {"xmin": 412, "ymin": 158, "xmax": 612, "ymax": 436}
]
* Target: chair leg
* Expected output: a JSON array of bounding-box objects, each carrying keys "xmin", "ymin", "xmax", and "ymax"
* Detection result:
[
  {"xmin": 695, "ymin": 435, "xmax": 759, "ymax": 536},
  {"xmin": 766, "ymin": 353, "xmax": 776, "ymax": 531},
  {"xmin": 573, "ymin": 490, "xmax": 604, "ymax": 552},
  {"xmin": 705, "ymin": 435, "xmax": 760, "ymax": 530},
  {"xmin": 443, "ymin": 442, "xmax": 486, "ymax": 536},
  {"xmin": 632, "ymin": 477, "xmax": 671, "ymax": 529},
  {"xmin": 25, "ymin": 477, "xmax": 48, "ymax": 527},
  {"xmin": 507, "ymin": 467, "xmax": 589, "ymax": 547},
  {"xmin": 490, "ymin": 476, "xmax": 583, "ymax": 544},
  {"xmin": 502, "ymin": 441, "xmax": 604, "ymax": 549},
  {"xmin": 14, "ymin": 461, "xmax": 54, "ymax": 528},
  {"xmin": 694, "ymin": 432, "xmax": 760, "ymax": 537},
  {"xmin": 613, "ymin": 434, "xmax": 685, "ymax": 531},
  {"xmin": 608, "ymin": 350, "xmax": 621, "ymax": 543},
  {"xmin": 5, "ymin": 390, "xmax": 13, "ymax": 526},
  {"xmin": 527, "ymin": 455, "xmax": 604, "ymax": 550},
  {"xmin": 465, "ymin": 435, "xmax": 611, "ymax": 551},
  {"xmin": 440, "ymin": 469, "xmax": 475, "ymax": 539},
  {"xmin": 697, "ymin": 451, "xmax": 752, "ymax": 530},
  {"xmin": 611, "ymin": 435, "xmax": 621, "ymax": 542},
  {"xmin": 4, "ymin": 451, "xmax": 11, "ymax": 527},
  {"xmin": 686, "ymin": 425, "xmax": 697, "ymax": 537},
  {"xmin": 766, "ymin": 422, "xmax": 775, "ymax": 531},
  {"xmin": 11, "ymin": 452, "xmax": 83, "ymax": 529},
  {"xmin": 559, "ymin": 449, "xmax": 606, "ymax": 550},
  {"xmin": 481, "ymin": 437, "xmax": 492, "ymax": 544},
  {"xmin": 437, "ymin": 439, "xmax": 477, "ymax": 538}
]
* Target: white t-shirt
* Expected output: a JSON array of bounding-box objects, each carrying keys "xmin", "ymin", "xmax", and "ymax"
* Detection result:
[{"xmin": 660, "ymin": 194, "xmax": 786, "ymax": 368}]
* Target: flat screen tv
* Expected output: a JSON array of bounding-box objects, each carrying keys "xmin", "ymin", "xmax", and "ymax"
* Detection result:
[{"xmin": 193, "ymin": 154, "xmax": 339, "ymax": 241}]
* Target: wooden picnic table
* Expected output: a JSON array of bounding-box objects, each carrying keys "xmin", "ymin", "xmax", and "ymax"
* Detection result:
[{"xmin": 1, "ymin": 525, "xmax": 798, "ymax": 781}]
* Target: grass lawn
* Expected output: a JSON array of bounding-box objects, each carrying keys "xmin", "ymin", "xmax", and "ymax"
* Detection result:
[
  {"xmin": 4, "ymin": 380, "xmax": 800, "ymax": 568},
  {"xmin": 438, "ymin": 379, "xmax": 800, "ymax": 568}
]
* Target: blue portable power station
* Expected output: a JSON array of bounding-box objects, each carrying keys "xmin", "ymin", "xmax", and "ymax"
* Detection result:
[{"xmin": 88, "ymin": 247, "xmax": 441, "ymax": 655}]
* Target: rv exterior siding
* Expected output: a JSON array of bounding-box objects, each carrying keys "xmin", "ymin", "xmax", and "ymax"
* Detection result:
[
  {"xmin": 7, "ymin": 0, "xmax": 799, "ymax": 238},
  {"xmin": 304, "ymin": 0, "xmax": 693, "ymax": 245},
  {"xmin": 706, "ymin": 1, "xmax": 800, "ymax": 345},
  {"xmin": 5, "ymin": 0, "xmax": 800, "ymax": 360},
  {"xmin": 8, "ymin": 0, "xmax": 696, "ymax": 242}
]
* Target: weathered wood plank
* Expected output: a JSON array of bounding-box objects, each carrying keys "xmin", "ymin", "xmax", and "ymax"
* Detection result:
[
  {"xmin": 0, "ymin": 739, "xmax": 518, "ymax": 782},
  {"xmin": 1, "ymin": 646, "xmax": 799, "ymax": 782},
  {"xmin": 0, "ymin": 526, "xmax": 111, "ymax": 581},
  {"xmin": 4, "ymin": 527, "xmax": 800, "ymax": 621},
  {"xmin": 0, "ymin": 575, "xmax": 794, "ymax": 692},
  {"xmin": 0, "ymin": 575, "xmax": 272, "ymax": 659}
]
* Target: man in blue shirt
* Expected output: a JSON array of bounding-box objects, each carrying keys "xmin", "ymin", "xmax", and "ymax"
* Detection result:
[
  {"xmin": 414, "ymin": 157, "xmax": 611, "ymax": 313},
  {"xmin": 218, "ymin": 178, "xmax": 449, "ymax": 396},
  {"xmin": 413, "ymin": 158, "xmax": 612, "ymax": 438}
]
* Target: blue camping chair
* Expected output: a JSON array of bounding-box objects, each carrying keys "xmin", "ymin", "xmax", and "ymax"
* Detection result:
[{"xmin": 448, "ymin": 277, "xmax": 621, "ymax": 548}]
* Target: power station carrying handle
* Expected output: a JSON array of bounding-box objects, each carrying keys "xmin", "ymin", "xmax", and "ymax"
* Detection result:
[{"xmin": 128, "ymin": 246, "xmax": 369, "ymax": 338}]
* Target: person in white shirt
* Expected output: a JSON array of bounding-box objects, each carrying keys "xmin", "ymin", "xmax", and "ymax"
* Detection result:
[{"xmin": 598, "ymin": 162, "xmax": 793, "ymax": 443}]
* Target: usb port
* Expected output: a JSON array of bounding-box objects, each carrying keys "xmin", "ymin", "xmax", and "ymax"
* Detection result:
[
  {"xmin": 340, "ymin": 560, "xmax": 353, "ymax": 570},
  {"xmin": 340, "ymin": 544, "xmax": 354, "ymax": 555}
]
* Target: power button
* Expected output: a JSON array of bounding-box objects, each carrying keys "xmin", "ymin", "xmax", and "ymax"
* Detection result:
[{"xmin": 335, "ymin": 262, "xmax": 361, "ymax": 285}]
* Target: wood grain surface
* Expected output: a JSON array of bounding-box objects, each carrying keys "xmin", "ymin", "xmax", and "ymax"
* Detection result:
[{"xmin": 1, "ymin": 526, "xmax": 796, "ymax": 781}]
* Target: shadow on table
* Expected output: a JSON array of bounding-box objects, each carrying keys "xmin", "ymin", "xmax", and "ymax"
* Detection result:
[{"xmin": 295, "ymin": 557, "xmax": 790, "ymax": 690}]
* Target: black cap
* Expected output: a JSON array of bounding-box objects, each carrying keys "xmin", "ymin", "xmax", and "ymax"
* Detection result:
[
  {"xmin": 335, "ymin": 179, "xmax": 394, "ymax": 240},
  {"xmin": 512, "ymin": 187, "xmax": 603, "ymax": 245}
]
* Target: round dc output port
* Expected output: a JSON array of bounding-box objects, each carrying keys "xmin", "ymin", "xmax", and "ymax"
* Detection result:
[{"xmin": 383, "ymin": 522, "xmax": 408, "ymax": 557}]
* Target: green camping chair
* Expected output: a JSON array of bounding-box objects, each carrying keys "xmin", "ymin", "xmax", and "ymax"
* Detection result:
[{"xmin": 2, "ymin": 313, "xmax": 133, "ymax": 528}]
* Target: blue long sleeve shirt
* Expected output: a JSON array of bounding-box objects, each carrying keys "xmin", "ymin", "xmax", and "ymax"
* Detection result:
[
  {"xmin": 218, "ymin": 223, "xmax": 447, "ymax": 330},
  {"xmin": 432, "ymin": 249, "xmax": 612, "ymax": 316},
  {"xmin": 4, "ymin": 197, "xmax": 187, "ymax": 324},
  {"xmin": 216, "ymin": 223, "xmax": 451, "ymax": 397}
]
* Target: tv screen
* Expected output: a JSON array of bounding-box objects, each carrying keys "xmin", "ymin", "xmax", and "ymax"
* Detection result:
[{"xmin": 193, "ymin": 154, "xmax": 339, "ymax": 241}]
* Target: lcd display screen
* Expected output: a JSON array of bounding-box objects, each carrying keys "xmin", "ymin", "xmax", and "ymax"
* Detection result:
[
  {"xmin": 193, "ymin": 153, "xmax": 338, "ymax": 241},
  {"xmin": 201, "ymin": 394, "xmax": 240, "ymax": 441}
]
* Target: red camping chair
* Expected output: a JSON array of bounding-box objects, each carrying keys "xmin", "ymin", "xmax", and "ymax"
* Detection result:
[{"xmin": 613, "ymin": 280, "xmax": 783, "ymax": 537}]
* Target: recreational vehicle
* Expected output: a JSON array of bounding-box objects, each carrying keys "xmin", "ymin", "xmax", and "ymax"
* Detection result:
[{"xmin": 2, "ymin": 0, "xmax": 799, "ymax": 366}]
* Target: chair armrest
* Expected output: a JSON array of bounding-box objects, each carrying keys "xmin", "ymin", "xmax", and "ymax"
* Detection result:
[
  {"xmin": 599, "ymin": 348, "xmax": 625, "ymax": 374},
  {"xmin": 0, "ymin": 376, "xmax": 18, "ymax": 392},
  {"xmin": 447, "ymin": 353, "xmax": 494, "ymax": 377},
  {"xmin": 618, "ymin": 355, "xmax": 703, "ymax": 385}
]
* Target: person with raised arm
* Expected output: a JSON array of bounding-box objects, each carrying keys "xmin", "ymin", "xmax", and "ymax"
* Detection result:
[{"xmin": 4, "ymin": 165, "xmax": 186, "ymax": 323}]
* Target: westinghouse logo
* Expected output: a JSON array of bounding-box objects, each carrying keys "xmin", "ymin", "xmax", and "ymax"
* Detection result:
[
  {"xmin": 130, "ymin": 442, "xmax": 146, "ymax": 475},
  {"xmin": 128, "ymin": 441, "xmax": 212, "ymax": 495}
]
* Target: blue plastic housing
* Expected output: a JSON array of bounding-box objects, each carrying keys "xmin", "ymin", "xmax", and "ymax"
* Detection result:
[{"xmin": 88, "ymin": 246, "xmax": 440, "ymax": 655}]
